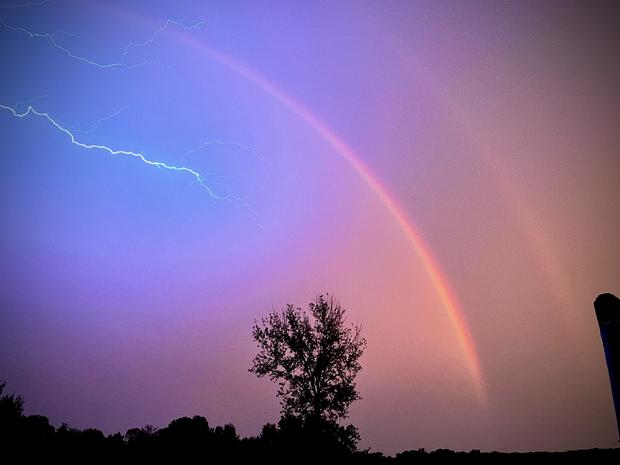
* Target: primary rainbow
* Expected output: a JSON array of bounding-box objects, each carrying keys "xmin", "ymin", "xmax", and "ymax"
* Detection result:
[
  {"xmin": 171, "ymin": 38, "xmax": 487, "ymax": 403},
  {"xmin": 92, "ymin": 0, "xmax": 488, "ymax": 402}
]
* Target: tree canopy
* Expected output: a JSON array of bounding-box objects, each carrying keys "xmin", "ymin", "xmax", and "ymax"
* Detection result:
[
  {"xmin": 250, "ymin": 294, "xmax": 366, "ymax": 422},
  {"xmin": 3, "ymin": 379, "xmax": 620, "ymax": 463}
]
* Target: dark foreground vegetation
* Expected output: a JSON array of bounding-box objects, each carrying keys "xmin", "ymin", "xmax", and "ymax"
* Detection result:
[
  {"xmin": 4, "ymin": 292, "xmax": 620, "ymax": 463},
  {"xmin": 2, "ymin": 383, "xmax": 619, "ymax": 464}
]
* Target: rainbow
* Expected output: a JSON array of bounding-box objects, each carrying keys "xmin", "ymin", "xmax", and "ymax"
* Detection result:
[
  {"xmin": 177, "ymin": 39, "xmax": 487, "ymax": 403},
  {"xmin": 90, "ymin": 3, "xmax": 487, "ymax": 403}
]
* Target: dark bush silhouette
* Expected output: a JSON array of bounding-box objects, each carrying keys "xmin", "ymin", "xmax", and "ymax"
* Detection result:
[
  {"xmin": 0, "ymin": 380, "xmax": 23, "ymax": 423},
  {"xmin": 3, "ymin": 293, "xmax": 620, "ymax": 463},
  {"xmin": 1, "ymin": 380, "xmax": 620, "ymax": 463}
]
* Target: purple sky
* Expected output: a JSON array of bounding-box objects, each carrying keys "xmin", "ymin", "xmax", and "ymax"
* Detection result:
[{"xmin": 1, "ymin": 0, "xmax": 619, "ymax": 455}]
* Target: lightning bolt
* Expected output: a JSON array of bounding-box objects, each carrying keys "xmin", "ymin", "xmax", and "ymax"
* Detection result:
[
  {"xmin": 0, "ymin": 18, "xmax": 205, "ymax": 70},
  {"xmin": 181, "ymin": 142, "xmax": 258, "ymax": 184},
  {"xmin": 0, "ymin": 102, "xmax": 248, "ymax": 206},
  {"xmin": 0, "ymin": 0, "xmax": 50, "ymax": 9},
  {"xmin": 181, "ymin": 139, "xmax": 270, "ymax": 166},
  {"xmin": 69, "ymin": 106, "xmax": 129, "ymax": 134},
  {"xmin": 13, "ymin": 94, "xmax": 49, "ymax": 111},
  {"xmin": 1, "ymin": 11, "xmax": 269, "ymax": 226}
]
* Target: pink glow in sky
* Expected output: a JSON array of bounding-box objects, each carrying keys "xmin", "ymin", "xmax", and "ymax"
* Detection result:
[{"xmin": 1, "ymin": 0, "xmax": 619, "ymax": 455}]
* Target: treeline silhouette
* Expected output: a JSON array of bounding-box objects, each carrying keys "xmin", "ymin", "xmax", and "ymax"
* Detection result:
[{"xmin": 1, "ymin": 382, "xmax": 619, "ymax": 464}]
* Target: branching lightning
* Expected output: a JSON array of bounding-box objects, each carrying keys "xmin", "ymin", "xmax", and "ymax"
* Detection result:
[
  {"xmin": 69, "ymin": 106, "xmax": 129, "ymax": 134},
  {"xmin": 13, "ymin": 94, "xmax": 49, "ymax": 111},
  {"xmin": 0, "ymin": 102, "xmax": 248, "ymax": 207},
  {"xmin": 1, "ymin": 8, "xmax": 268, "ymax": 226},
  {"xmin": 0, "ymin": 18, "xmax": 205, "ymax": 70},
  {"xmin": 182, "ymin": 139, "xmax": 271, "ymax": 169},
  {"xmin": 0, "ymin": 0, "xmax": 50, "ymax": 9}
]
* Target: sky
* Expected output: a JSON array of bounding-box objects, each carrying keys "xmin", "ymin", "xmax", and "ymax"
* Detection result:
[{"xmin": 1, "ymin": 0, "xmax": 619, "ymax": 455}]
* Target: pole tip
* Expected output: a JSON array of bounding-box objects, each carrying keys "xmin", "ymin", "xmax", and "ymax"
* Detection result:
[{"xmin": 595, "ymin": 293, "xmax": 620, "ymax": 325}]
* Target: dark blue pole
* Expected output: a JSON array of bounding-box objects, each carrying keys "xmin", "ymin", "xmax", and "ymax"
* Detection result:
[{"xmin": 595, "ymin": 293, "xmax": 620, "ymax": 440}]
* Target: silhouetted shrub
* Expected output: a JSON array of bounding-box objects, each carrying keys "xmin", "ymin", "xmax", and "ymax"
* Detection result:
[{"xmin": 2, "ymin": 380, "xmax": 620, "ymax": 463}]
